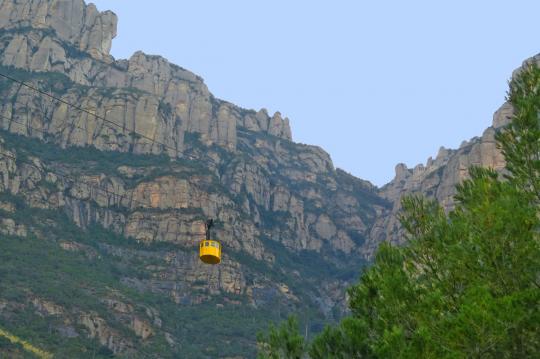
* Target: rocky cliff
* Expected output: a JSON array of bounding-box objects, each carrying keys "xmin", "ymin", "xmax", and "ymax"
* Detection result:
[
  {"xmin": 0, "ymin": 0, "xmax": 292, "ymax": 154},
  {"xmin": 0, "ymin": 1, "xmax": 387, "ymax": 357}
]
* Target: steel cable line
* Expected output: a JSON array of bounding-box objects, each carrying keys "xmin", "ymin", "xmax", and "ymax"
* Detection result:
[
  {"xmin": 1, "ymin": 98, "xmax": 223, "ymax": 172},
  {"xmin": 0, "ymin": 70, "xmax": 225, "ymax": 168},
  {"xmin": 0, "ymin": 78, "xmax": 232, "ymax": 196},
  {"xmin": 0, "ymin": 88, "xmax": 226, "ymax": 206},
  {"xmin": 0, "ymin": 73, "xmax": 231, "ymax": 242},
  {"xmin": 0, "ymin": 94, "xmax": 225, "ymax": 223},
  {"xmin": 0, "ymin": 71, "xmax": 182, "ymax": 156}
]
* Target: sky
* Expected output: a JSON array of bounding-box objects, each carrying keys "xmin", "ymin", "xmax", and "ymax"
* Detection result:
[{"xmin": 90, "ymin": 1, "xmax": 540, "ymax": 186}]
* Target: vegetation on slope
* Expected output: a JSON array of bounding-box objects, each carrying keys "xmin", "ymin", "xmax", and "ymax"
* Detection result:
[
  {"xmin": 257, "ymin": 64, "xmax": 540, "ymax": 358},
  {"xmin": 0, "ymin": 196, "xmax": 317, "ymax": 358},
  {"xmin": 0, "ymin": 119, "xmax": 337, "ymax": 358}
]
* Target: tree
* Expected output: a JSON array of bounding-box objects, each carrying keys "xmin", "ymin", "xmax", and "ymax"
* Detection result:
[
  {"xmin": 257, "ymin": 316, "xmax": 307, "ymax": 359},
  {"xmin": 497, "ymin": 63, "xmax": 540, "ymax": 203},
  {"xmin": 258, "ymin": 62, "xmax": 540, "ymax": 358},
  {"xmin": 309, "ymin": 317, "xmax": 372, "ymax": 359}
]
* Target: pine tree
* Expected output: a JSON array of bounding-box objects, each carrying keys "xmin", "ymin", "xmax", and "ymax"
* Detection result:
[
  {"xmin": 257, "ymin": 316, "xmax": 307, "ymax": 359},
  {"xmin": 257, "ymin": 62, "xmax": 540, "ymax": 359}
]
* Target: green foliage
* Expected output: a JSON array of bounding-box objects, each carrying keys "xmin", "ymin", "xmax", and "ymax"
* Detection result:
[
  {"xmin": 346, "ymin": 168, "xmax": 539, "ymax": 358},
  {"xmin": 0, "ymin": 130, "xmax": 342, "ymax": 357},
  {"xmin": 158, "ymin": 101, "xmax": 173, "ymax": 119},
  {"xmin": 497, "ymin": 63, "xmax": 540, "ymax": 203},
  {"xmin": 309, "ymin": 317, "xmax": 371, "ymax": 359},
  {"xmin": 0, "ymin": 198, "xmax": 309, "ymax": 358},
  {"xmin": 259, "ymin": 56, "xmax": 540, "ymax": 358},
  {"xmin": 257, "ymin": 316, "xmax": 307, "ymax": 359}
]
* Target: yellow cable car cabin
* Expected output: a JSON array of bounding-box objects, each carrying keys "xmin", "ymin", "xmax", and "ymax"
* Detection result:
[
  {"xmin": 199, "ymin": 240, "xmax": 221, "ymax": 264},
  {"xmin": 199, "ymin": 219, "xmax": 221, "ymax": 264}
]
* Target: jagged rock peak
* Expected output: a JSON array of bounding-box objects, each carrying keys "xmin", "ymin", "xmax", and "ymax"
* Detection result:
[
  {"xmin": 0, "ymin": 0, "xmax": 117, "ymax": 62},
  {"xmin": 394, "ymin": 163, "xmax": 408, "ymax": 178},
  {"xmin": 0, "ymin": 0, "xmax": 294, "ymax": 152},
  {"xmin": 127, "ymin": 51, "xmax": 205, "ymax": 85},
  {"xmin": 492, "ymin": 102, "xmax": 513, "ymax": 129}
]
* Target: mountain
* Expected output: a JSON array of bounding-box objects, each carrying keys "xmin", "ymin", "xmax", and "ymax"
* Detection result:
[
  {"xmin": 0, "ymin": 0, "xmax": 526, "ymax": 357},
  {"xmin": 0, "ymin": 0, "xmax": 387, "ymax": 357}
]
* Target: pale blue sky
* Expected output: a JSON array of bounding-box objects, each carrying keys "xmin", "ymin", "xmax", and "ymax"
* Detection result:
[{"xmin": 91, "ymin": 1, "xmax": 540, "ymax": 186}]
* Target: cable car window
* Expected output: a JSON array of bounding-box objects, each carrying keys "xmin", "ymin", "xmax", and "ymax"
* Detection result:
[{"xmin": 205, "ymin": 242, "xmax": 209, "ymax": 247}]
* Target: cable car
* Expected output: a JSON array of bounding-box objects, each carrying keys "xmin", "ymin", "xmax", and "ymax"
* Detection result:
[{"xmin": 199, "ymin": 219, "xmax": 221, "ymax": 264}]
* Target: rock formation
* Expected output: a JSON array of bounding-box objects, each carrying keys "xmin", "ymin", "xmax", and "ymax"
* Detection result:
[{"xmin": 0, "ymin": 0, "xmax": 386, "ymax": 356}]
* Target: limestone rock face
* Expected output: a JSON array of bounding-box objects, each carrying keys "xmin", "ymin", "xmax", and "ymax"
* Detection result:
[
  {"xmin": 0, "ymin": 0, "xmax": 117, "ymax": 62},
  {"xmin": 0, "ymin": 217, "xmax": 27, "ymax": 236},
  {"xmin": 131, "ymin": 317, "xmax": 154, "ymax": 340},
  {"xmin": 0, "ymin": 4, "xmax": 292, "ymax": 155},
  {"xmin": 31, "ymin": 297, "xmax": 64, "ymax": 316},
  {"xmin": 79, "ymin": 313, "xmax": 132, "ymax": 354}
]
